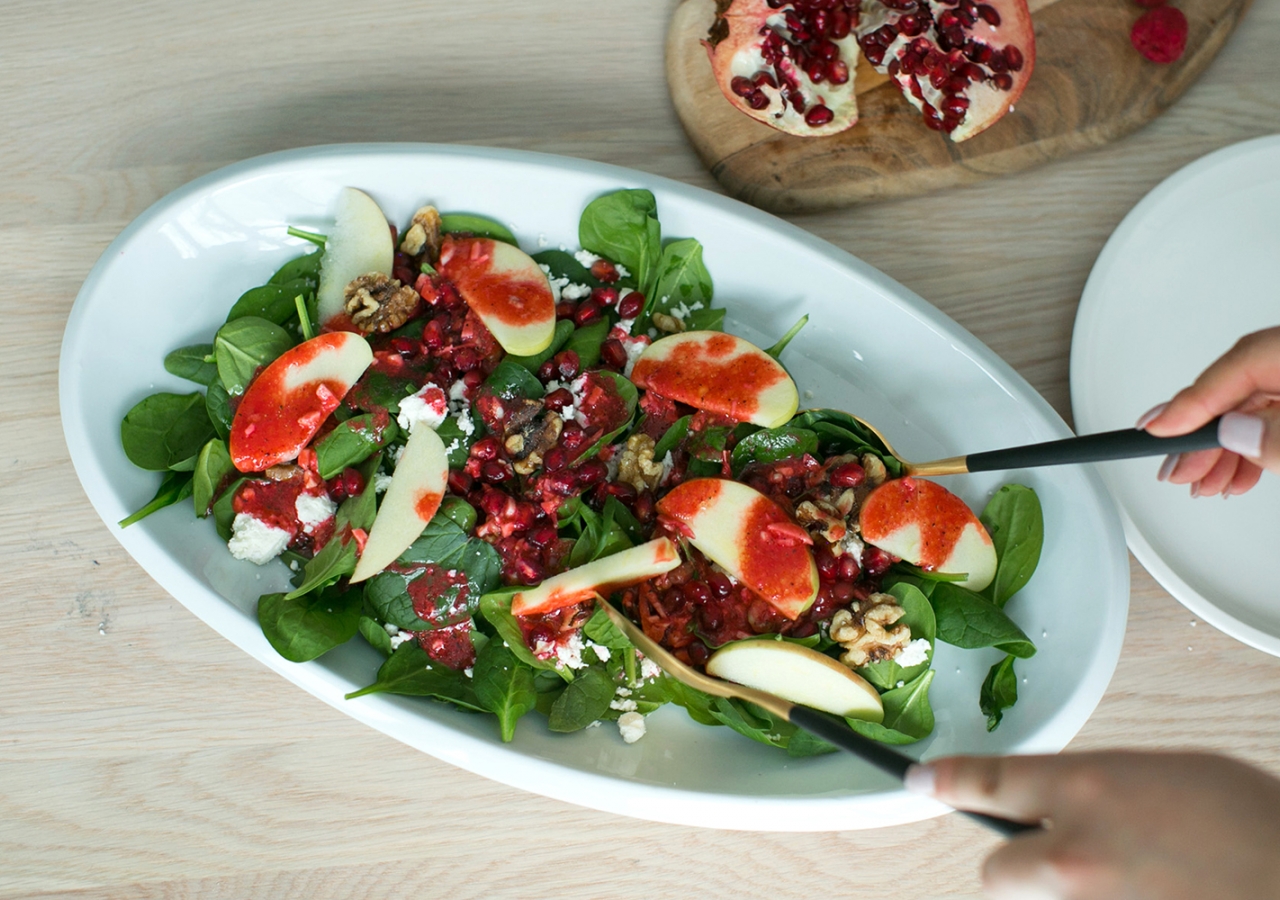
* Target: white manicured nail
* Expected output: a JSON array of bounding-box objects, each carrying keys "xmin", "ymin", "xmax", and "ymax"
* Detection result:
[
  {"xmin": 1157, "ymin": 454, "xmax": 1179, "ymax": 482},
  {"xmin": 1136, "ymin": 402, "xmax": 1168, "ymax": 429},
  {"xmin": 905, "ymin": 763, "xmax": 936, "ymax": 796},
  {"xmin": 1219, "ymin": 411, "xmax": 1265, "ymax": 458}
]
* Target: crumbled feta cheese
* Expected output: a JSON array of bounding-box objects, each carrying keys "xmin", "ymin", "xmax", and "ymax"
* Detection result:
[
  {"xmin": 537, "ymin": 233, "xmax": 549, "ymax": 248},
  {"xmin": 614, "ymin": 685, "xmax": 632, "ymax": 697},
  {"xmin": 294, "ymin": 492, "xmax": 337, "ymax": 534},
  {"xmin": 397, "ymin": 384, "xmax": 448, "ymax": 433},
  {"xmin": 839, "ymin": 532, "xmax": 866, "ymax": 561},
  {"xmin": 538, "ymin": 263, "xmax": 570, "ymax": 303},
  {"xmin": 893, "ymin": 638, "xmax": 932, "ymax": 668},
  {"xmin": 448, "ymin": 379, "xmax": 468, "ymax": 404},
  {"xmin": 617, "ymin": 711, "xmax": 646, "ymax": 743},
  {"xmin": 374, "ymin": 472, "xmax": 393, "ymax": 493},
  {"xmin": 659, "ymin": 451, "xmax": 675, "ymax": 485},
  {"xmin": 389, "ymin": 629, "xmax": 416, "ymax": 650},
  {"xmin": 553, "ymin": 633, "xmax": 587, "ymax": 670},
  {"xmin": 561, "ymin": 282, "xmax": 592, "ymax": 301},
  {"xmin": 610, "ymin": 697, "xmax": 638, "ymax": 712},
  {"xmin": 464, "ymin": 667, "xmax": 474, "ymax": 679},
  {"xmin": 615, "ymin": 262, "xmax": 630, "ymax": 278},
  {"xmin": 589, "ymin": 642, "xmax": 612, "ymax": 663},
  {"xmin": 384, "ymin": 623, "xmax": 399, "ymax": 635},
  {"xmin": 669, "ymin": 300, "xmax": 704, "ymax": 320},
  {"xmin": 574, "ymin": 249, "xmax": 601, "ymax": 267},
  {"xmin": 455, "ymin": 409, "xmax": 476, "ymax": 437},
  {"xmin": 227, "ymin": 513, "xmax": 290, "ymax": 566},
  {"xmin": 622, "ymin": 337, "xmax": 648, "ymax": 378},
  {"xmin": 639, "ymin": 656, "xmax": 661, "ymax": 681},
  {"xmin": 389, "ymin": 444, "xmax": 406, "ymax": 465}
]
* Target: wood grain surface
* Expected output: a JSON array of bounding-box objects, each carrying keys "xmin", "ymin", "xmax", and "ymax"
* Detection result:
[
  {"xmin": 3, "ymin": 1, "xmax": 1280, "ymax": 898},
  {"xmin": 667, "ymin": 0, "xmax": 1253, "ymax": 211}
]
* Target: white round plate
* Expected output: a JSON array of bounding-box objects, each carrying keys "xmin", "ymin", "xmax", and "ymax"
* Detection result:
[
  {"xmin": 62, "ymin": 144, "xmax": 1128, "ymax": 831},
  {"xmin": 1072, "ymin": 135, "xmax": 1280, "ymax": 657}
]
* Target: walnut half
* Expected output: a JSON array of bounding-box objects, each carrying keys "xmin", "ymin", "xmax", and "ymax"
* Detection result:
[
  {"xmin": 400, "ymin": 205, "xmax": 443, "ymax": 263},
  {"xmin": 343, "ymin": 273, "xmax": 419, "ymax": 334},
  {"xmin": 829, "ymin": 593, "xmax": 911, "ymax": 667},
  {"xmin": 617, "ymin": 433, "xmax": 665, "ymax": 492}
]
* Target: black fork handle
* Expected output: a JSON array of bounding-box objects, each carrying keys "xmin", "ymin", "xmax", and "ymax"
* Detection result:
[{"xmin": 964, "ymin": 418, "xmax": 1221, "ymax": 473}]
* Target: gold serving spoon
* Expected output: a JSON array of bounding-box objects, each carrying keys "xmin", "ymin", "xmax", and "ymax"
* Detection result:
[
  {"xmin": 592, "ymin": 595, "xmax": 1034, "ymax": 837},
  {"xmin": 824, "ymin": 410, "xmax": 1224, "ymax": 476}
]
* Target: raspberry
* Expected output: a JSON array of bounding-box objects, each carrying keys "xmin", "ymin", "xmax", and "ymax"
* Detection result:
[{"xmin": 1131, "ymin": 6, "xmax": 1188, "ymax": 63}]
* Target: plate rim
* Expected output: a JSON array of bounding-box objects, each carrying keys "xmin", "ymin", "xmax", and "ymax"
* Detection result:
[
  {"xmin": 1070, "ymin": 133, "xmax": 1280, "ymax": 658},
  {"xmin": 61, "ymin": 141, "xmax": 1130, "ymax": 830}
]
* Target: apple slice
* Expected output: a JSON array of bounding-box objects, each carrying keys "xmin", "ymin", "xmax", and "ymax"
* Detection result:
[
  {"xmin": 630, "ymin": 332, "xmax": 798, "ymax": 428},
  {"xmin": 511, "ymin": 538, "xmax": 681, "ymax": 617},
  {"xmin": 315, "ymin": 187, "xmax": 394, "ymax": 327},
  {"xmin": 859, "ymin": 477, "xmax": 997, "ymax": 591},
  {"xmin": 350, "ymin": 425, "xmax": 449, "ymax": 583},
  {"xmin": 706, "ymin": 640, "xmax": 884, "ymax": 721},
  {"xmin": 656, "ymin": 478, "xmax": 818, "ymax": 619},
  {"xmin": 229, "ymin": 332, "xmax": 373, "ymax": 472},
  {"xmin": 437, "ymin": 235, "xmax": 555, "ymax": 356}
]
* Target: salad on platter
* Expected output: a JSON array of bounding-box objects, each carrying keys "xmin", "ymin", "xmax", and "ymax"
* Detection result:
[{"xmin": 119, "ymin": 185, "xmax": 1044, "ymax": 752}]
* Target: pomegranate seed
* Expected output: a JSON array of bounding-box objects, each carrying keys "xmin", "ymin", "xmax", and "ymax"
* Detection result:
[
  {"xmin": 590, "ymin": 259, "xmax": 620, "ymax": 283},
  {"xmin": 805, "ymin": 104, "xmax": 834, "ymax": 126},
  {"xmin": 447, "ymin": 470, "xmax": 473, "ymax": 494},
  {"xmin": 827, "ymin": 59, "xmax": 849, "ymax": 83},
  {"xmin": 543, "ymin": 388, "xmax": 572, "ymax": 411},
  {"xmin": 862, "ymin": 546, "xmax": 895, "ymax": 577},
  {"xmin": 812, "ymin": 10, "xmax": 829, "ymax": 33},
  {"xmin": 538, "ymin": 359, "xmax": 556, "ymax": 381},
  {"xmin": 686, "ymin": 582, "xmax": 712, "ymax": 605},
  {"xmin": 576, "ymin": 459, "xmax": 608, "ymax": 487},
  {"xmin": 817, "ymin": 545, "xmax": 839, "ymax": 580},
  {"xmin": 829, "ymin": 462, "xmax": 865, "ymax": 488},
  {"xmin": 753, "ymin": 70, "xmax": 778, "ymax": 88},
  {"xmin": 838, "ymin": 555, "xmax": 860, "ymax": 581},
  {"xmin": 633, "ymin": 490, "xmax": 655, "ymax": 523},
  {"xmin": 481, "ymin": 460, "xmax": 510, "ymax": 483},
  {"xmin": 545, "ymin": 472, "xmax": 577, "ymax": 495},
  {"xmin": 988, "ymin": 51, "xmax": 1008, "ymax": 72},
  {"xmin": 709, "ymin": 572, "xmax": 733, "ymax": 597},
  {"xmin": 573, "ymin": 301, "xmax": 603, "ymax": 327},
  {"xmin": 591, "ymin": 286, "xmax": 619, "ymax": 307},
  {"xmin": 454, "ymin": 347, "xmax": 480, "ymax": 372},
  {"xmin": 553, "ymin": 350, "xmax": 580, "ymax": 380},
  {"xmin": 600, "ymin": 339, "xmax": 628, "ymax": 371},
  {"xmin": 963, "ymin": 62, "xmax": 987, "ymax": 81},
  {"xmin": 731, "ymin": 75, "xmax": 754, "ymax": 96},
  {"xmin": 699, "ymin": 605, "xmax": 724, "ymax": 632},
  {"xmin": 617, "ymin": 291, "xmax": 644, "ymax": 318},
  {"xmin": 943, "ymin": 96, "xmax": 970, "ymax": 115},
  {"xmin": 1003, "ymin": 45, "xmax": 1024, "ymax": 71},
  {"xmin": 833, "ymin": 581, "xmax": 855, "ymax": 602},
  {"xmin": 746, "ymin": 89, "xmax": 770, "ymax": 110},
  {"xmin": 831, "ymin": 9, "xmax": 851, "ymax": 37},
  {"xmin": 806, "ymin": 60, "xmax": 827, "ymax": 83},
  {"xmin": 422, "ymin": 318, "xmax": 446, "ymax": 349},
  {"xmin": 597, "ymin": 481, "xmax": 638, "ymax": 505},
  {"xmin": 479, "ymin": 488, "xmax": 508, "ymax": 518},
  {"xmin": 529, "ymin": 525, "xmax": 558, "ymax": 547},
  {"xmin": 993, "ymin": 72, "xmax": 1014, "ymax": 90},
  {"xmin": 688, "ymin": 642, "xmax": 711, "ymax": 666},
  {"xmin": 462, "ymin": 369, "xmax": 485, "ymax": 392},
  {"xmin": 471, "ymin": 436, "xmax": 500, "ymax": 461}
]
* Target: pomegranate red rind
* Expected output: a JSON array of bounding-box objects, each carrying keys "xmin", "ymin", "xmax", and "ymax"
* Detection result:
[
  {"xmin": 1131, "ymin": 6, "xmax": 1187, "ymax": 63},
  {"xmin": 1133, "ymin": 0, "xmax": 1167, "ymax": 9},
  {"xmin": 856, "ymin": 0, "xmax": 1035, "ymax": 141},
  {"xmin": 704, "ymin": 0, "xmax": 862, "ymax": 137}
]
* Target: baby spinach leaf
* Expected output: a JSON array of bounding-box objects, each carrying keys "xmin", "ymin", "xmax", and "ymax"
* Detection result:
[
  {"xmin": 358, "ymin": 615, "xmax": 394, "ymax": 657},
  {"xmin": 192, "ymin": 438, "xmax": 235, "ymax": 517},
  {"xmin": 650, "ymin": 238, "xmax": 713, "ymax": 317},
  {"xmin": 652, "ymin": 415, "xmax": 692, "ymax": 461},
  {"xmin": 270, "ymin": 249, "xmax": 322, "ymax": 285},
  {"xmin": 434, "ymin": 414, "xmax": 478, "ymax": 468},
  {"xmin": 477, "ymin": 589, "xmax": 561, "ymax": 674},
  {"xmin": 764, "ymin": 314, "xmax": 808, "ymax": 360},
  {"xmin": 314, "ymin": 413, "xmax": 397, "ymax": 479},
  {"xmin": 980, "ymin": 484, "xmax": 1044, "ymax": 608},
  {"xmin": 285, "ymin": 455, "xmax": 380, "ymax": 599},
  {"xmin": 684, "ymin": 306, "xmax": 726, "ymax": 332},
  {"xmin": 730, "ymin": 426, "xmax": 819, "ymax": 474},
  {"xmin": 662, "ymin": 679, "xmax": 722, "ymax": 727},
  {"xmin": 227, "ymin": 278, "xmax": 313, "ymax": 325},
  {"xmin": 364, "ymin": 571, "xmax": 440, "ymax": 631},
  {"xmin": 337, "ymin": 453, "xmax": 382, "ymax": 532},
  {"xmin": 205, "ymin": 381, "xmax": 232, "ymax": 440},
  {"xmin": 787, "ymin": 728, "xmax": 840, "ymax": 757},
  {"xmin": 398, "ymin": 516, "xmax": 503, "ymax": 594},
  {"xmin": 566, "ymin": 495, "xmax": 635, "ymax": 568},
  {"xmin": 980, "ymin": 654, "xmax": 1019, "ymax": 732},
  {"xmin": 118, "ymin": 469, "xmax": 194, "ymax": 527},
  {"xmin": 212, "ymin": 476, "xmax": 248, "ymax": 540},
  {"xmin": 788, "ymin": 409, "xmax": 902, "ymax": 478},
  {"xmin": 563, "ymin": 317, "xmax": 610, "ymax": 370},
  {"xmin": 531, "ymin": 249, "xmax": 598, "ymax": 286},
  {"xmin": 474, "ymin": 641, "xmax": 537, "ymax": 741},
  {"xmin": 164, "ymin": 344, "xmax": 218, "ymax": 386},
  {"xmin": 440, "ymin": 212, "xmax": 517, "ymax": 245},
  {"xmin": 708, "ymin": 697, "xmax": 795, "ymax": 749},
  {"xmin": 214, "ymin": 316, "xmax": 294, "ymax": 396},
  {"xmin": 121, "ymin": 392, "xmax": 217, "ymax": 471},
  {"xmin": 931, "ymin": 582, "xmax": 1036, "ymax": 658},
  {"xmin": 579, "ymin": 189, "xmax": 662, "ymax": 296},
  {"xmin": 857, "ymin": 582, "xmax": 936, "ymax": 691},
  {"xmin": 846, "ymin": 669, "xmax": 936, "ymax": 745},
  {"xmin": 483, "ymin": 360, "xmax": 545, "ymax": 401},
  {"xmin": 345, "ymin": 642, "xmax": 484, "ymax": 710},
  {"xmin": 258, "ymin": 585, "xmax": 362, "ymax": 663},
  {"xmin": 547, "ymin": 665, "xmax": 615, "ymax": 732},
  {"xmin": 506, "ymin": 319, "xmax": 574, "ymax": 372},
  {"xmin": 571, "ymin": 371, "xmax": 638, "ymax": 465},
  {"xmin": 347, "ymin": 370, "xmax": 416, "ymax": 416},
  {"xmin": 438, "ymin": 495, "xmax": 477, "ymax": 533},
  {"xmin": 582, "ymin": 605, "xmax": 634, "ymax": 651}
]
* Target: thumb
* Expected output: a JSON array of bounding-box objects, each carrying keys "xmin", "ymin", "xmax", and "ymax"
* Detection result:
[{"xmin": 1218, "ymin": 408, "xmax": 1280, "ymax": 476}]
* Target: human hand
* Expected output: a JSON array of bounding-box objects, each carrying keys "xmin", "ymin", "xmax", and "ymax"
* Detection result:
[
  {"xmin": 906, "ymin": 751, "xmax": 1280, "ymax": 899},
  {"xmin": 1136, "ymin": 326, "xmax": 1280, "ymax": 496}
]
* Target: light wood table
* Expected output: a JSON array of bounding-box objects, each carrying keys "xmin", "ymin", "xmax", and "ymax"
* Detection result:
[{"xmin": 3, "ymin": 2, "xmax": 1279, "ymax": 897}]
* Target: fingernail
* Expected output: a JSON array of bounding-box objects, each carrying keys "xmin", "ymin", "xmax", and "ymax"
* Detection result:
[
  {"xmin": 1136, "ymin": 402, "xmax": 1169, "ymax": 429},
  {"xmin": 1219, "ymin": 411, "xmax": 1265, "ymax": 458},
  {"xmin": 1190, "ymin": 481, "xmax": 1201, "ymax": 498},
  {"xmin": 905, "ymin": 763, "xmax": 936, "ymax": 796},
  {"xmin": 1157, "ymin": 454, "xmax": 1179, "ymax": 482}
]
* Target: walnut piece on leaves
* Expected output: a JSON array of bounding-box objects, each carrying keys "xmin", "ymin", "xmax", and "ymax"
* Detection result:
[
  {"xmin": 508, "ymin": 408, "xmax": 564, "ymax": 476},
  {"xmin": 829, "ymin": 593, "xmax": 911, "ymax": 668},
  {"xmin": 400, "ymin": 205, "xmax": 443, "ymax": 262},
  {"xmin": 617, "ymin": 433, "xmax": 665, "ymax": 492},
  {"xmin": 862, "ymin": 453, "xmax": 888, "ymax": 487},
  {"xmin": 651, "ymin": 312, "xmax": 686, "ymax": 334},
  {"xmin": 343, "ymin": 273, "xmax": 419, "ymax": 334}
]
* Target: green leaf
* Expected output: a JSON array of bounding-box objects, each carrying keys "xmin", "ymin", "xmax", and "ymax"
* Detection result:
[
  {"xmin": 345, "ymin": 643, "xmax": 484, "ymax": 710},
  {"xmin": 684, "ymin": 307, "xmax": 725, "ymax": 332},
  {"xmin": 164, "ymin": 344, "xmax": 218, "ymax": 386},
  {"xmin": 582, "ymin": 605, "xmax": 634, "ymax": 651},
  {"xmin": 118, "ymin": 469, "xmax": 194, "ymax": 527},
  {"xmin": 856, "ymin": 582, "xmax": 936, "ymax": 691},
  {"xmin": 787, "ymin": 408, "xmax": 902, "ymax": 478},
  {"xmin": 980, "ymin": 484, "xmax": 1044, "ymax": 608},
  {"xmin": 506, "ymin": 319, "xmax": 575, "ymax": 372},
  {"xmin": 434, "ymin": 413, "xmax": 479, "ymax": 467},
  {"xmin": 980, "ymin": 654, "xmax": 1019, "ymax": 732},
  {"xmin": 120, "ymin": 392, "xmax": 216, "ymax": 471},
  {"xmin": 227, "ymin": 278, "xmax": 313, "ymax": 325},
  {"xmin": 476, "ymin": 590, "xmax": 562, "ymax": 675},
  {"xmin": 438, "ymin": 495, "xmax": 478, "ymax": 533},
  {"xmin": 212, "ymin": 476, "xmax": 248, "ymax": 541},
  {"xmin": 358, "ymin": 615, "xmax": 394, "ymax": 657},
  {"xmin": 314, "ymin": 413, "xmax": 397, "ymax": 479},
  {"xmin": 652, "ymin": 415, "xmax": 692, "ymax": 461},
  {"xmin": 567, "ymin": 495, "xmax": 636, "ymax": 568},
  {"xmin": 548, "ymin": 665, "xmax": 615, "ymax": 732},
  {"xmin": 483, "ymin": 360, "xmax": 545, "ymax": 401},
  {"xmin": 398, "ymin": 516, "xmax": 503, "ymax": 593},
  {"xmin": 650, "ymin": 238, "xmax": 713, "ymax": 318},
  {"xmin": 269, "ymin": 249, "xmax": 323, "ymax": 285},
  {"xmin": 192, "ymin": 438, "xmax": 235, "ymax": 517},
  {"xmin": 579, "ymin": 189, "xmax": 662, "ymax": 296},
  {"xmin": 846, "ymin": 669, "xmax": 936, "ymax": 745},
  {"xmin": 213, "ymin": 317, "xmax": 294, "ymax": 396},
  {"xmin": 729, "ymin": 426, "xmax": 819, "ymax": 474},
  {"xmin": 708, "ymin": 697, "xmax": 795, "ymax": 749},
  {"xmin": 764, "ymin": 314, "xmax": 809, "ymax": 360},
  {"xmin": 530, "ymin": 249, "xmax": 598, "ymax": 286},
  {"xmin": 286, "ymin": 226, "xmax": 327, "ymax": 247},
  {"xmin": 474, "ymin": 641, "xmax": 537, "ymax": 741},
  {"xmin": 285, "ymin": 456, "xmax": 380, "ymax": 600},
  {"xmin": 258, "ymin": 586, "xmax": 362, "ymax": 663},
  {"xmin": 787, "ymin": 728, "xmax": 840, "ymax": 757},
  {"xmin": 440, "ymin": 213, "xmax": 517, "ymax": 245},
  {"xmin": 205, "ymin": 381, "xmax": 233, "ymax": 441},
  {"xmin": 563, "ymin": 317, "xmax": 610, "ymax": 370},
  {"xmin": 664, "ymin": 679, "xmax": 722, "ymax": 727},
  {"xmin": 931, "ymin": 582, "xmax": 1037, "ymax": 658},
  {"xmin": 571, "ymin": 371, "xmax": 638, "ymax": 465}
]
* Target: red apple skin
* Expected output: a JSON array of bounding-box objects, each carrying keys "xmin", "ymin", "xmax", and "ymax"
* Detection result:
[
  {"xmin": 656, "ymin": 478, "xmax": 818, "ymax": 619},
  {"xmin": 858, "ymin": 477, "xmax": 997, "ymax": 590},
  {"xmin": 511, "ymin": 538, "xmax": 680, "ymax": 617},
  {"xmin": 229, "ymin": 332, "xmax": 373, "ymax": 472},
  {"xmin": 437, "ymin": 236, "xmax": 556, "ymax": 356}
]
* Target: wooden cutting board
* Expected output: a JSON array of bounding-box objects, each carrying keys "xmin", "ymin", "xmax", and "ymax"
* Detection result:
[{"xmin": 667, "ymin": 0, "xmax": 1251, "ymax": 211}]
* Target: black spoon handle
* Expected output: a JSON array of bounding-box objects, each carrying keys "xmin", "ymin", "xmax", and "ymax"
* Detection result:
[
  {"xmin": 964, "ymin": 417, "xmax": 1221, "ymax": 474},
  {"xmin": 787, "ymin": 706, "xmax": 1038, "ymax": 838}
]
